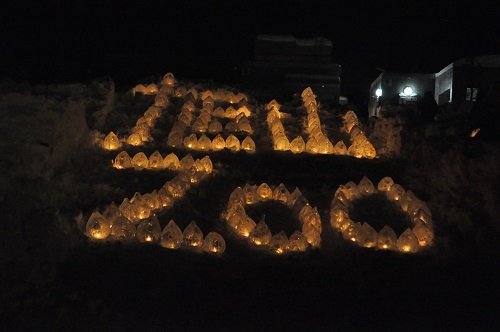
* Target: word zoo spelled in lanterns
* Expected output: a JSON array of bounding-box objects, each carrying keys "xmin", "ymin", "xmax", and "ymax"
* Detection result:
[{"xmin": 84, "ymin": 73, "xmax": 434, "ymax": 257}]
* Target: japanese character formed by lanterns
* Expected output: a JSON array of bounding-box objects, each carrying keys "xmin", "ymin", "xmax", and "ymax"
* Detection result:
[
  {"xmin": 224, "ymin": 183, "xmax": 321, "ymax": 254},
  {"xmin": 330, "ymin": 176, "xmax": 434, "ymax": 253}
]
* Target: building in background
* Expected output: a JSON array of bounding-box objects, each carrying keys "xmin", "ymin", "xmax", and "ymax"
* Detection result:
[
  {"xmin": 242, "ymin": 35, "xmax": 341, "ymax": 102},
  {"xmin": 368, "ymin": 54, "xmax": 500, "ymax": 117}
]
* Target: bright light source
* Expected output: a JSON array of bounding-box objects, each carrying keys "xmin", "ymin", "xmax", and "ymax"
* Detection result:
[
  {"xmin": 375, "ymin": 88, "xmax": 382, "ymax": 97},
  {"xmin": 403, "ymin": 86, "xmax": 413, "ymax": 96}
]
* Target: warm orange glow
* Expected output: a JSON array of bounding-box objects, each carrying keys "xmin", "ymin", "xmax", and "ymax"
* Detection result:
[{"xmin": 470, "ymin": 128, "xmax": 480, "ymax": 137}]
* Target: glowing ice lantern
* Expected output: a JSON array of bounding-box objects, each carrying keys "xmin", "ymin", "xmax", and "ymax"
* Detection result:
[
  {"xmin": 182, "ymin": 221, "xmax": 204, "ymax": 247},
  {"xmin": 225, "ymin": 120, "xmax": 238, "ymax": 132},
  {"xmin": 167, "ymin": 132, "xmax": 183, "ymax": 148},
  {"xmin": 249, "ymin": 219, "xmax": 272, "ymax": 245},
  {"xmin": 148, "ymin": 151, "xmax": 164, "ymax": 170},
  {"xmin": 375, "ymin": 88, "xmax": 382, "ymax": 97},
  {"xmin": 102, "ymin": 131, "xmax": 121, "ymax": 150},
  {"xmin": 136, "ymin": 218, "xmax": 162, "ymax": 243},
  {"xmin": 198, "ymin": 134, "xmax": 212, "ymax": 151},
  {"xmin": 162, "ymin": 72, "xmax": 176, "ymax": 87},
  {"xmin": 269, "ymin": 231, "xmax": 289, "ymax": 254},
  {"xmin": 113, "ymin": 151, "xmax": 132, "ymax": 169},
  {"xmin": 397, "ymin": 228, "xmax": 419, "ymax": 253},
  {"xmin": 412, "ymin": 221, "xmax": 433, "ymax": 247},
  {"xmin": 180, "ymin": 154, "xmax": 195, "ymax": 170},
  {"xmin": 357, "ymin": 223, "xmax": 378, "ymax": 248},
  {"xmin": 274, "ymin": 136, "xmax": 290, "ymax": 151},
  {"xmin": 132, "ymin": 152, "xmax": 149, "ymax": 170},
  {"xmin": 332, "ymin": 141, "xmax": 348, "ymax": 155},
  {"xmin": 241, "ymin": 136, "xmax": 256, "ymax": 153},
  {"xmin": 211, "ymin": 134, "xmax": 226, "ymax": 151},
  {"xmin": 208, "ymin": 119, "xmax": 223, "ymax": 133},
  {"xmin": 377, "ymin": 225, "xmax": 397, "ymax": 250},
  {"xmin": 377, "ymin": 176, "xmax": 394, "ymax": 192},
  {"xmin": 342, "ymin": 222, "xmax": 361, "ymax": 242},
  {"xmin": 237, "ymin": 117, "xmax": 253, "ymax": 134},
  {"xmin": 203, "ymin": 232, "xmax": 226, "ymax": 254},
  {"xmin": 86, "ymin": 211, "xmax": 111, "ymax": 240},
  {"xmin": 358, "ymin": 176, "xmax": 375, "ymax": 195},
  {"xmin": 184, "ymin": 133, "xmax": 198, "ymax": 149},
  {"xmin": 163, "ymin": 153, "xmax": 180, "ymax": 170},
  {"xmin": 403, "ymin": 86, "xmax": 414, "ymax": 96},
  {"xmin": 243, "ymin": 184, "xmax": 258, "ymax": 205},
  {"xmin": 160, "ymin": 219, "xmax": 183, "ymax": 249},
  {"xmin": 387, "ymin": 184, "xmax": 405, "ymax": 201},
  {"xmin": 290, "ymin": 136, "xmax": 305, "ymax": 154},
  {"xmin": 226, "ymin": 135, "xmax": 241, "ymax": 152},
  {"xmin": 287, "ymin": 231, "xmax": 309, "ymax": 252},
  {"xmin": 110, "ymin": 216, "xmax": 136, "ymax": 241},
  {"xmin": 257, "ymin": 183, "xmax": 273, "ymax": 200},
  {"xmin": 127, "ymin": 133, "xmax": 142, "ymax": 146},
  {"xmin": 235, "ymin": 216, "xmax": 256, "ymax": 237},
  {"xmin": 200, "ymin": 156, "xmax": 213, "ymax": 174},
  {"xmin": 273, "ymin": 183, "xmax": 290, "ymax": 204}
]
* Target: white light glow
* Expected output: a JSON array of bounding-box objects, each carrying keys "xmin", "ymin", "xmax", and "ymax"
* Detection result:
[
  {"xmin": 375, "ymin": 88, "xmax": 382, "ymax": 97},
  {"xmin": 403, "ymin": 86, "xmax": 413, "ymax": 96}
]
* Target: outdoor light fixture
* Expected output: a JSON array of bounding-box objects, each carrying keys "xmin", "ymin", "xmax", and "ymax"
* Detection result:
[
  {"xmin": 375, "ymin": 88, "xmax": 382, "ymax": 97},
  {"xmin": 403, "ymin": 86, "xmax": 414, "ymax": 96}
]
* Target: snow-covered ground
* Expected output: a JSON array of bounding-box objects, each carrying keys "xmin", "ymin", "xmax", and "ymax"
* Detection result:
[{"xmin": 1, "ymin": 78, "xmax": 498, "ymax": 330}]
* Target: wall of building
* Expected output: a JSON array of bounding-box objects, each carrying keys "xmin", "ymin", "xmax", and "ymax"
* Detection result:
[{"xmin": 434, "ymin": 64, "xmax": 453, "ymax": 105}]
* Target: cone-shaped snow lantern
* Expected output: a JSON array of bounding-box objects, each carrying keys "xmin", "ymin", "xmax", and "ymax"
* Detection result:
[
  {"xmin": 86, "ymin": 212, "xmax": 111, "ymax": 240},
  {"xmin": 269, "ymin": 231, "xmax": 288, "ymax": 254},
  {"xmin": 273, "ymin": 183, "xmax": 290, "ymax": 204},
  {"xmin": 257, "ymin": 183, "xmax": 273, "ymax": 200},
  {"xmin": 290, "ymin": 136, "xmax": 306, "ymax": 154},
  {"xmin": 163, "ymin": 153, "xmax": 180, "ymax": 170},
  {"xmin": 249, "ymin": 219, "xmax": 272, "ymax": 246},
  {"xmin": 110, "ymin": 216, "xmax": 136, "ymax": 241},
  {"xmin": 211, "ymin": 134, "xmax": 226, "ymax": 151},
  {"xmin": 378, "ymin": 176, "xmax": 395, "ymax": 192},
  {"xmin": 208, "ymin": 119, "xmax": 223, "ymax": 133},
  {"xmin": 183, "ymin": 221, "xmax": 204, "ymax": 247},
  {"xmin": 241, "ymin": 136, "xmax": 256, "ymax": 153},
  {"xmin": 357, "ymin": 223, "xmax": 378, "ymax": 248},
  {"xmin": 358, "ymin": 176, "xmax": 375, "ymax": 195},
  {"xmin": 137, "ymin": 218, "xmax": 162, "ymax": 243},
  {"xmin": 180, "ymin": 154, "xmax": 195, "ymax": 170},
  {"xmin": 198, "ymin": 134, "xmax": 212, "ymax": 151},
  {"xmin": 103, "ymin": 131, "xmax": 121, "ymax": 150},
  {"xmin": 203, "ymin": 232, "xmax": 226, "ymax": 254},
  {"xmin": 287, "ymin": 231, "xmax": 309, "ymax": 252},
  {"xmin": 160, "ymin": 219, "xmax": 183, "ymax": 249},
  {"xmin": 132, "ymin": 152, "xmax": 149, "ymax": 170},
  {"xmin": 184, "ymin": 133, "xmax": 198, "ymax": 149},
  {"xmin": 148, "ymin": 151, "xmax": 164, "ymax": 170},
  {"xmin": 377, "ymin": 225, "xmax": 397, "ymax": 250},
  {"xmin": 412, "ymin": 221, "xmax": 433, "ymax": 247},
  {"xmin": 397, "ymin": 228, "xmax": 420, "ymax": 253},
  {"xmin": 332, "ymin": 140, "xmax": 348, "ymax": 155},
  {"xmin": 226, "ymin": 134, "xmax": 241, "ymax": 152},
  {"xmin": 113, "ymin": 151, "xmax": 132, "ymax": 169},
  {"xmin": 127, "ymin": 133, "xmax": 143, "ymax": 146}
]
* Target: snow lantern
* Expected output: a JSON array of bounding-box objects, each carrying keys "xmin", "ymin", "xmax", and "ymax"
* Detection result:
[
  {"xmin": 412, "ymin": 221, "xmax": 434, "ymax": 247},
  {"xmin": 226, "ymin": 134, "xmax": 241, "ymax": 152},
  {"xmin": 396, "ymin": 228, "xmax": 420, "ymax": 253},
  {"xmin": 102, "ymin": 131, "xmax": 121, "ymax": 150},
  {"xmin": 265, "ymin": 99, "xmax": 281, "ymax": 112},
  {"xmin": 167, "ymin": 132, "xmax": 184, "ymax": 148},
  {"xmin": 241, "ymin": 136, "xmax": 256, "ymax": 153},
  {"xmin": 358, "ymin": 176, "xmax": 375, "ymax": 195},
  {"xmin": 163, "ymin": 153, "xmax": 180, "ymax": 170},
  {"xmin": 198, "ymin": 134, "xmax": 212, "ymax": 151},
  {"xmin": 378, "ymin": 176, "xmax": 395, "ymax": 192},
  {"xmin": 287, "ymin": 187, "xmax": 303, "ymax": 208},
  {"xmin": 377, "ymin": 225, "xmax": 397, "ymax": 250},
  {"xmin": 274, "ymin": 135, "xmax": 290, "ymax": 151},
  {"xmin": 249, "ymin": 219, "xmax": 272, "ymax": 245},
  {"xmin": 225, "ymin": 119, "xmax": 238, "ymax": 132},
  {"xmin": 235, "ymin": 215, "xmax": 256, "ymax": 237},
  {"xmin": 269, "ymin": 231, "xmax": 288, "ymax": 254},
  {"xmin": 211, "ymin": 134, "xmax": 226, "ymax": 151},
  {"xmin": 302, "ymin": 226, "xmax": 321, "ymax": 248},
  {"xmin": 182, "ymin": 221, "xmax": 204, "ymax": 247},
  {"xmin": 290, "ymin": 136, "xmax": 306, "ymax": 154},
  {"xmin": 184, "ymin": 133, "xmax": 199, "ymax": 149},
  {"xmin": 237, "ymin": 117, "xmax": 253, "ymax": 134},
  {"xmin": 162, "ymin": 72, "xmax": 176, "ymax": 87},
  {"xmin": 305, "ymin": 137, "xmax": 319, "ymax": 154},
  {"xmin": 208, "ymin": 119, "xmax": 223, "ymax": 133},
  {"xmin": 332, "ymin": 141, "xmax": 348, "ymax": 155},
  {"xmin": 160, "ymin": 219, "xmax": 183, "ymax": 249},
  {"xmin": 113, "ymin": 151, "xmax": 132, "ymax": 169},
  {"xmin": 203, "ymin": 232, "xmax": 226, "ymax": 254},
  {"xmin": 272, "ymin": 183, "xmax": 290, "ymax": 204},
  {"xmin": 199, "ymin": 156, "xmax": 213, "ymax": 174},
  {"xmin": 243, "ymin": 184, "xmax": 258, "ymax": 205},
  {"xmin": 180, "ymin": 154, "xmax": 195, "ymax": 170},
  {"xmin": 110, "ymin": 216, "xmax": 136, "ymax": 241},
  {"xmin": 287, "ymin": 231, "xmax": 309, "ymax": 252},
  {"xmin": 131, "ymin": 152, "xmax": 149, "ymax": 170},
  {"xmin": 256, "ymin": 183, "xmax": 273, "ymax": 200},
  {"xmin": 136, "ymin": 218, "xmax": 162, "ymax": 243},
  {"xmin": 86, "ymin": 211, "xmax": 111, "ymax": 240},
  {"xmin": 342, "ymin": 222, "xmax": 361, "ymax": 243},
  {"xmin": 387, "ymin": 183, "xmax": 405, "ymax": 201},
  {"xmin": 357, "ymin": 223, "xmax": 378, "ymax": 248},
  {"xmin": 148, "ymin": 151, "xmax": 164, "ymax": 170},
  {"xmin": 127, "ymin": 133, "xmax": 143, "ymax": 146}
]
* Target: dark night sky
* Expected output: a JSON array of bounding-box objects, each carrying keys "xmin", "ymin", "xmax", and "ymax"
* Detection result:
[{"xmin": 1, "ymin": 0, "xmax": 499, "ymax": 100}]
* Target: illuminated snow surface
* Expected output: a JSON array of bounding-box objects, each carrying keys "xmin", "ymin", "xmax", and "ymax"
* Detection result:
[{"xmin": 1, "ymin": 79, "xmax": 499, "ymax": 330}]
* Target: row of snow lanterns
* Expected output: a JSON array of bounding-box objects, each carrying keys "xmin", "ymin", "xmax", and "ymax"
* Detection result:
[
  {"xmin": 342, "ymin": 111, "xmax": 377, "ymax": 159},
  {"xmin": 330, "ymin": 176, "xmax": 434, "ymax": 253},
  {"xmin": 87, "ymin": 213, "xmax": 225, "ymax": 254},
  {"xmin": 167, "ymin": 98, "xmax": 256, "ymax": 153},
  {"xmin": 112, "ymin": 151, "xmax": 211, "ymax": 172},
  {"xmin": 92, "ymin": 153, "xmax": 211, "ymax": 227},
  {"xmin": 223, "ymin": 183, "xmax": 321, "ymax": 254},
  {"xmin": 101, "ymin": 74, "xmax": 176, "ymax": 151}
]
